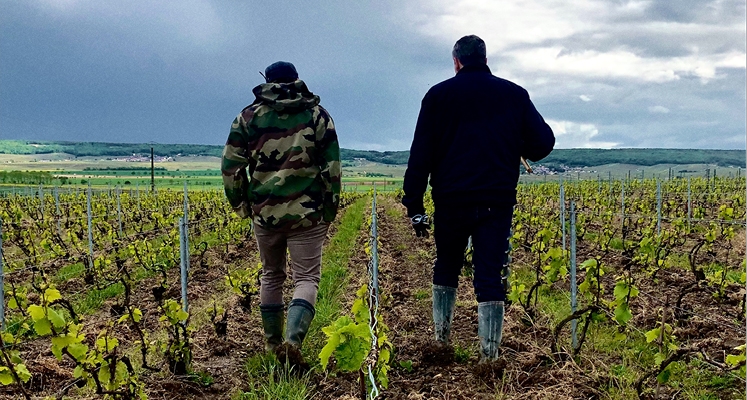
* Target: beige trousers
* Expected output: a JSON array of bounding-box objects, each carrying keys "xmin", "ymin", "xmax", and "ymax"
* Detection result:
[{"xmin": 255, "ymin": 223, "xmax": 329, "ymax": 306}]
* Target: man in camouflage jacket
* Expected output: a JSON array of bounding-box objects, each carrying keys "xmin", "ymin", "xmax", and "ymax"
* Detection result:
[{"xmin": 222, "ymin": 61, "xmax": 341, "ymax": 361}]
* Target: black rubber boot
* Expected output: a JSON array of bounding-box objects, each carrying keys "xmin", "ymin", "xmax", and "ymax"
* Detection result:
[
  {"xmin": 432, "ymin": 285, "xmax": 457, "ymax": 344},
  {"xmin": 259, "ymin": 304, "xmax": 284, "ymax": 352}
]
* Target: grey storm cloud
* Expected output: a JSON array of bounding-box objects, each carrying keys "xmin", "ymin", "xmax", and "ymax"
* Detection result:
[{"xmin": 0, "ymin": 0, "xmax": 744, "ymax": 150}]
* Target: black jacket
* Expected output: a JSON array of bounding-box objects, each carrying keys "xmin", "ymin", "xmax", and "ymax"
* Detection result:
[{"xmin": 402, "ymin": 64, "xmax": 555, "ymax": 217}]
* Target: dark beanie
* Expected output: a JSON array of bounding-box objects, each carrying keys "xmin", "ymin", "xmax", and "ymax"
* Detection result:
[{"xmin": 265, "ymin": 61, "xmax": 298, "ymax": 83}]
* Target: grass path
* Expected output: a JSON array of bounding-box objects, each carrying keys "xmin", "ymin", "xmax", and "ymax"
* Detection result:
[{"xmin": 237, "ymin": 196, "xmax": 370, "ymax": 399}]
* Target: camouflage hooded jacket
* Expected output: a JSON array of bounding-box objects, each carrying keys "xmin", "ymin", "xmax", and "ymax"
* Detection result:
[{"xmin": 222, "ymin": 80, "xmax": 341, "ymax": 230}]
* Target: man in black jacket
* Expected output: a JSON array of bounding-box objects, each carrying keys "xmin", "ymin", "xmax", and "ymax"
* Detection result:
[{"xmin": 402, "ymin": 35, "xmax": 555, "ymax": 362}]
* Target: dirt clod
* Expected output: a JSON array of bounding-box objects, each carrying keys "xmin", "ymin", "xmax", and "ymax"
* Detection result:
[
  {"xmin": 274, "ymin": 343, "xmax": 310, "ymax": 373},
  {"xmin": 474, "ymin": 359, "xmax": 506, "ymax": 381},
  {"xmin": 421, "ymin": 341, "xmax": 455, "ymax": 366}
]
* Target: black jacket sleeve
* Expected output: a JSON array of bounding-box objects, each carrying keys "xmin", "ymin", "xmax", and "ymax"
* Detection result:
[
  {"xmin": 521, "ymin": 91, "xmax": 555, "ymax": 162},
  {"xmin": 402, "ymin": 91, "xmax": 437, "ymax": 217}
]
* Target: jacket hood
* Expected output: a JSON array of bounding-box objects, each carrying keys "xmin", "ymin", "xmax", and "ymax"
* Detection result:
[{"xmin": 252, "ymin": 80, "xmax": 320, "ymax": 113}]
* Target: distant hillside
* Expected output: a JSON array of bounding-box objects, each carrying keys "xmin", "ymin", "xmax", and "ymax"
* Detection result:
[
  {"xmin": 0, "ymin": 140, "xmax": 744, "ymax": 168},
  {"xmin": 541, "ymin": 148, "xmax": 745, "ymax": 168},
  {"xmin": 0, "ymin": 140, "xmax": 223, "ymax": 158}
]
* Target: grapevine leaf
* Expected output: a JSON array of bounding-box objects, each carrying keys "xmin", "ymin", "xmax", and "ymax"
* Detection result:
[
  {"xmin": 115, "ymin": 361, "xmax": 129, "ymax": 382},
  {"xmin": 45, "ymin": 288, "xmax": 62, "ymax": 304},
  {"xmin": 377, "ymin": 363, "xmax": 390, "ymax": 388},
  {"xmin": 613, "ymin": 282, "xmax": 629, "ymax": 301},
  {"xmin": 33, "ymin": 318, "xmax": 52, "ymax": 336},
  {"xmin": 68, "ymin": 343, "xmax": 89, "ymax": 362},
  {"xmin": 13, "ymin": 364, "xmax": 31, "ymax": 383},
  {"xmin": 98, "ymin": 362, "xmax": 111, "ymax": 385},
  {"xmin": 654, "ymin": 353, "xmax": 666, "ymax": 366},
  {"xmin": 96, "ymin": 337, "xmax": 119, "ymax": 353},
  {"xmin": 51, "ymin": 336, "xmax": 76, "ymax": 360},
  {"xmin": 0, "ymin": 367, "xmax": 13, "ymax": 385},
  {"xmin": 47, "ymin": 308, "xmax": 66, "ymax": 329},
  {"xmin": 339, "ymin": 323, "xmax": 371, "ymax": 339},
  {"xmin": 336, "ymin": 337, "xmax": 369, "ymax": 371},
  {"xmin": 580, "ymin": 259, "xmax": 597, "ymax": 270},
  {"xmin": 351, "ymin": 299, "xmax": 369, "ymax": 325},
  {"xmin": 726, "ymin": 354, "xmax": 746, "ymax": 366},
  {"xmin": 323, "ymin": 316, "xmax": 354, "ymax": 335},
  {"xmin": 9, "ymin": 351, "xmax": 22, "ymax": 365},
  {"xmin": 614, "ymin": 303, "xmax": 633, "ymax": 326},
  {"xmin": 578, "ymin": 280, "xmax": 590, "ymax": 294},
  {"xmin": 1, "ymin": 333, "xmax": 14, "ymax": 345},
  {"xmin": 379, "ymin": 348, "xmax": 391, "ymax": 365},
  {"xmin": 27, "ymin": 304, "xmax": 45, "ymax": 321},
  {"xmin": 645, "ymin": 328, "xmax": 660, "ymax": 343},
  {"xmin": 356, "ymin": 284, "xmax": 368, "ymax": 299},
  {"xmin": 132, "ymin": 308, "xmax": 143, "ymax": 323}
]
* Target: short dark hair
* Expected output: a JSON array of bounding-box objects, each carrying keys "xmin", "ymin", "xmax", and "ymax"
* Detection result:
[{"xmin": 452, "ymin": 35, "xmax": 486, "ymax": 66}]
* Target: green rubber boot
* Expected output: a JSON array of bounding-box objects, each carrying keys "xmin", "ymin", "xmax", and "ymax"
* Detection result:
[
  {"xmin": 433, "ymin": 285, "xmax": 457, "ymax": 344},
  {"xmin": 285, "ymin": 298, "xmax": 315, "ymax": 348},
  {"xmin": 259, "ymin": 304, "xmax": 284, "ymax": 352},
  {"xmin": 275, "ymin": 299, "xmax": 315, "ymax": 370}
]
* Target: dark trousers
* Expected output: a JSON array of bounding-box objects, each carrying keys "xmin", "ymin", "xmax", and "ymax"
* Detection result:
[{"xmin": 433, "ymin": 205, "xmax": 513, "ymax": 303}]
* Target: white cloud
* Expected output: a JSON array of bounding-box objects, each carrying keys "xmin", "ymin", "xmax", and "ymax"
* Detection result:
[
  {"xmin": 508, "ymin": 47, "xmax": 745, "ymax": 83},
  {"xmin": 402, "ymin": 0, "xmax": 605, "ymax": 51},
  {"xmin": 648, "ymin": 105, "xmax": 670, "ymax": 113},
  {"xmin": 392, "ymin": 0, "xmax": 745, "ymax": 149},
  {"xmin": 546, "ymin": 120, "xmax": 619, "ymax": 149},
  {"xmin": 399, "ymin": 2, "xmax": 745, "ymax": 83}
]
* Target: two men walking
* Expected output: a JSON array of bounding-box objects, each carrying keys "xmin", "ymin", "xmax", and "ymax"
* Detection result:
[{"xmin": 222, "ymin": 34, "xmax": 554, "ymax": 364}]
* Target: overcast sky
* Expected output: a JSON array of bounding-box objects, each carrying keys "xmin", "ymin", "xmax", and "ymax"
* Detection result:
[{"xmin": 1, "ymin": 0, "xmax": 745, "ymax": 150}]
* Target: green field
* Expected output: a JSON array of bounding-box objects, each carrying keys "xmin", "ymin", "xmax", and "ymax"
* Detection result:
[{"xmin": 0, "ymin": 150, "xmax": 742, "ymax": 192}]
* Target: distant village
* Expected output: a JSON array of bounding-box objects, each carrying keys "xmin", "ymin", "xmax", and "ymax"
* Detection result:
[
  {"xmin": 108, "ymin": 154, "xmax": 175, "ymax": 163},
  {"xmin": 6, "ymin": 153, "xmax": 176, "ymax": 163}
]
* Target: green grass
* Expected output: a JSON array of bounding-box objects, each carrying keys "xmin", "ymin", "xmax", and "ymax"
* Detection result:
[
  {"xmin": 414, "ymin": 289, "xmax": 429, "ymax": 300},
  {"xmin": 386, "ymin": 207, "xmax": 400, "ymax": 218},
  {"xmin": 236, "ymin": 353, "xmax": 312, "ymax": 400},
  {"xmin": 454, "ymin": 345, "xmax": 471, "ymax": 363},
  {"xmin": 305, "ymin": 197, "xmax": 368, "ymax": 356}
]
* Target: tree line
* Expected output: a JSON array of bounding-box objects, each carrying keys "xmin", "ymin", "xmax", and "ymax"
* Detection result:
[{"xmin": 0, "ymin": 140, "xmax": 744, "ymax": 168}]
